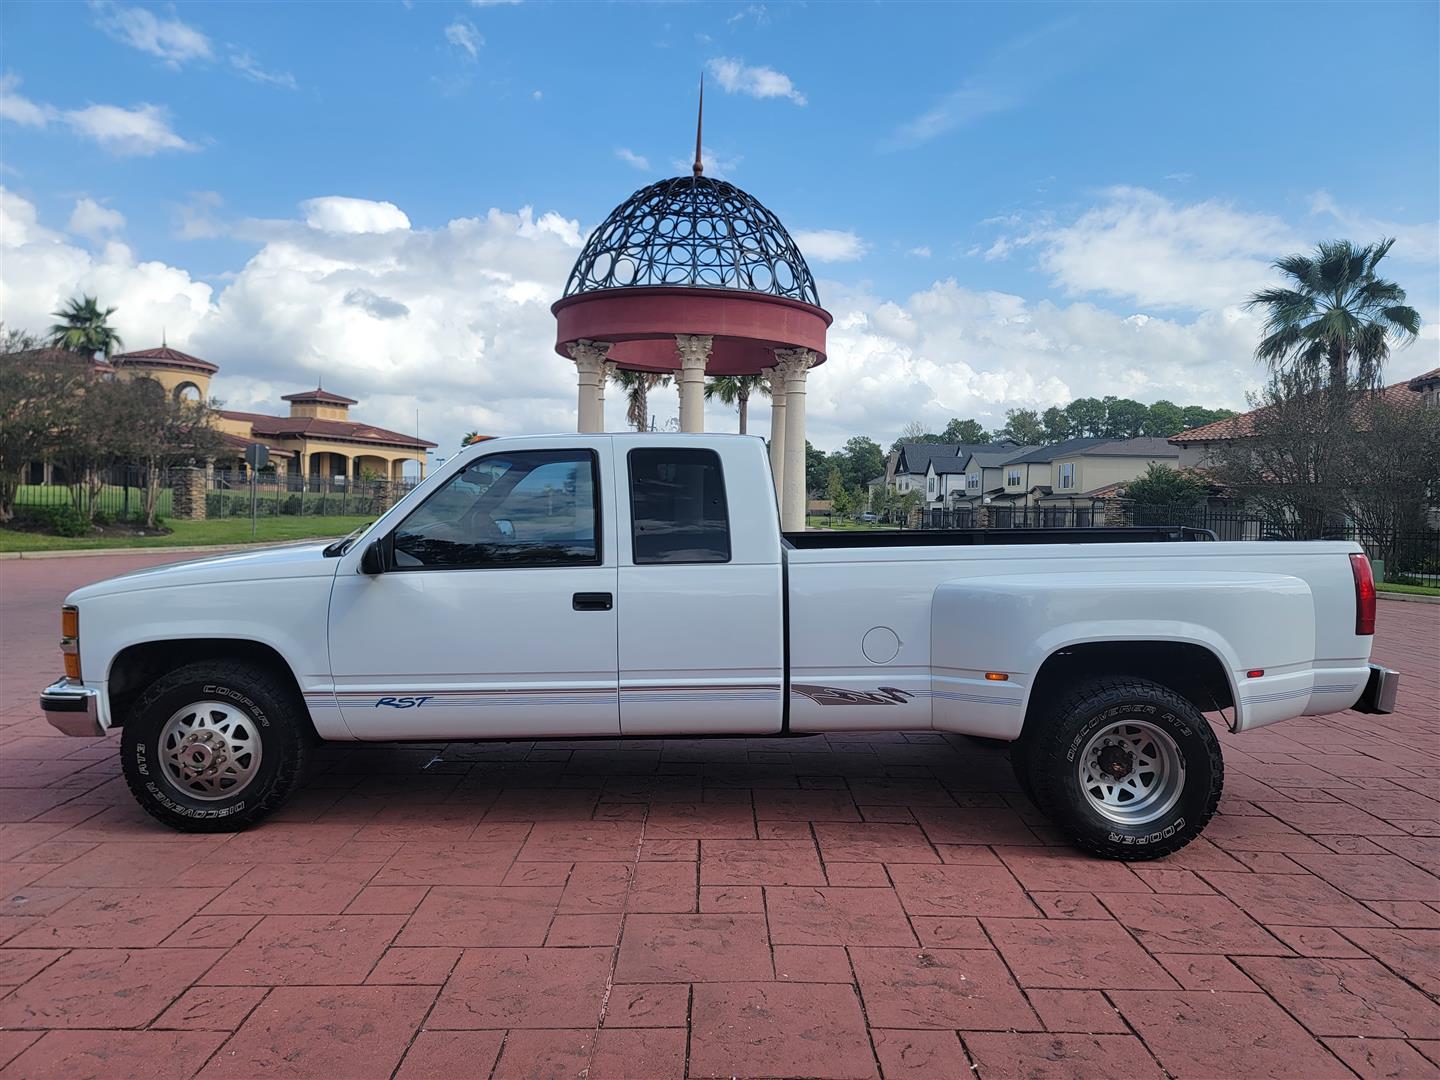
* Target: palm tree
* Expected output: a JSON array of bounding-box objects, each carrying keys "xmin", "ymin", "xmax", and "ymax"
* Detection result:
[
  {"xmin": 608, "ymin": 368, "xmax": 672, "ymax": 432},
  {"xmin": 48, "ymin": 295, "xmax": 124, "ymax": 358},
  {"xmin": 1248, "ymin": 239, "xmax": 1420, "ymax": 393},
  {"xmin": 704, "ymin": 374, "xmax": 769, "ymax": 434}
]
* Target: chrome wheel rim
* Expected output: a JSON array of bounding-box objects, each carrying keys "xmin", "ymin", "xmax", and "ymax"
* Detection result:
[
  {"xmin": 158, "ymin": 701, "xmax": 263, "ymax": 801},
  {"xmin": 1078, "ymin": 720, "xmax": 1185, "ymax": 826}
]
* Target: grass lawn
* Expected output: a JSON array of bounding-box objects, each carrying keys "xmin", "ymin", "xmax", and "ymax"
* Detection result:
[
  {"xmin": 1378, "ymin": 581, "xmax": 1440, "ymax": 597},
  {"xmin": 0, "ymin": 515, "xmax": 375, "ymax": 553},
  {"xmin": 17, "ymin": 483, "xmax": 175, "ymax": 519},
  {"xmin": 805, "ymin": 517, "xmax": 889, "ymax": 531}
]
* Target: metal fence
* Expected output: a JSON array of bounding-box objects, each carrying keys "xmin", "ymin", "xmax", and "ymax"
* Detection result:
[
  {"xmin": 16, "ymin": 465, "xmax": 420, "ymax": 522},
  {"xmin": 913, "ymin": 501, "xmax": 1440, "ymax": 586}
]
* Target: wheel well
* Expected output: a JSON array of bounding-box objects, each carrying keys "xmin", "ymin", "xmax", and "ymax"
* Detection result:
[
  {"xmin": 1024, "ymin": 641, "xmax": 1234, "ymax": 732},
  {"xmin": 107, "ymin": 638, "xmax": 315, "ymax": 737}
]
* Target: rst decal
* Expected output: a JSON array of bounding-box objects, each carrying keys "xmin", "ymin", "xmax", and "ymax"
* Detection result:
[
  {"xmin": 791, "ymin": 684, "xmax": 915, "ymax": 706},
  {"xmin": 374, "ymin": 696, "xmax": 434, "ymax": 709}
]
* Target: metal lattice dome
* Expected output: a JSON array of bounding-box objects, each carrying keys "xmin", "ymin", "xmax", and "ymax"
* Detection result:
[{"xmin": 563, "ymin": 175, "xmax": 820, "ymax": 306}]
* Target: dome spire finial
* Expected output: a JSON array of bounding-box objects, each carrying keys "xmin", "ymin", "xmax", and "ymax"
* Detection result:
[{"xmin": 692, "ymin": 73, "xmax": 704, "ymax": 176}]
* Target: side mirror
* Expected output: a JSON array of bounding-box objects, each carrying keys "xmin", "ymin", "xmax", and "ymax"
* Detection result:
[{"xmin": 359, "ymin": 540, "xmax": 387, "ymax": 576}]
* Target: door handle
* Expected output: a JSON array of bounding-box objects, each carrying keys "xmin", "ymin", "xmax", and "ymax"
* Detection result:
[{"xmin": 572, "ymin": 592, "xmax": 613, "ymax": 611}]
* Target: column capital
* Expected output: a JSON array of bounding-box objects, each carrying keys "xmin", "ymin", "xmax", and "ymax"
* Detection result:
[
  {"xmin": 773, "ymin": 347, "xmax": 817, "ymax": 381},
  {"xmin": 763, "ymin": 364, "xmax": 788, "ymax": 398},
  {"xmin": 568, "ymin": 339, "xmax": 612, "ymax": 375},
  {"xmin": 675, "ymin": 334, "xmax": 714, "ymax": 368}
]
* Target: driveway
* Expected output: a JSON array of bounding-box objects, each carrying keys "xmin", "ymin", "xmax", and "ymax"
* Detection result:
[{"xmin": 1, "ymin": 552, "xmax": 1437, "ymax": 1079}]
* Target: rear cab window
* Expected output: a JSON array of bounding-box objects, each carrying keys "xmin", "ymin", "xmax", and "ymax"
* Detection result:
[{"xmin": 627, "ymin": 448, "xmax": 731, "ymax": 564}]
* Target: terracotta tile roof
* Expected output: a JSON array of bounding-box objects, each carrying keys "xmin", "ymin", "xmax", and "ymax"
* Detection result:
[
  {"xmin": 1408, "ymin": 367, "xmax": 1440, "ymax": 391},
  {"xmin": 219, "ymin": 409, "xmax": 436, "ymax": 450},
  {"xmin": 5, "ymin": 347, "xmax": 114, "ymax": 375},
  {"xmin": 112, "ymin": 345, "xmax": 218, "ymax": 374},
  {"xmin": 1171, "ymin": 370, "xmax": 1431, "ymax": 445},
  {"xmin": 281, "ymin": 388, "xmax": 359, "ymax": 405}
]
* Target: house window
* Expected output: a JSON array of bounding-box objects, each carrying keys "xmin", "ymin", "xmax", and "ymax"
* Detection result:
[
  {"xmin": 1058, "ymin": 463, "xmax": 1075, "ymax": 489},
  {"xmin": 967, "ymin": 473, "xmax": 980, "ymax": 490},
  {"xmin": 1006, "ymin": 468, "xmax": 1021, "ymax": 487},
  {"xmin": 928, "ymin": 477, "xmax": 935, "ymax": 494}
]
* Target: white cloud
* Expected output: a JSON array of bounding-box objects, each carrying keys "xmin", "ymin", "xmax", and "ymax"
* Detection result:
[
  {"xmin": 469, "ymin": 0, "xmax": 521, "ymax": 5},
  {"xmin": 0, "ymin": 73, "xmax": 54, "ymax": 126},
  {"xmin": 174, "ymin": 191, "xmax": 226, "ymax": 240},
  {"xmin": 615, "ymin": 147, "xmax": 650, "ymax": 171},
  {"xmin": 671, "ymin": 145, "xmax": 739, "ymax": 178},
  {"xmin": 67, "ymin": 197, "xmax": 126, "ymax": 240},
  {"xmin": 63, "ymin": 103, "xmax": 198, "ymax": 156},
  {"xmin": 445, "ymin": 20, "xmax": 483, "ymax": 59},
  {"xmin": 906, "ymin": 246, "xmax": 931, "ymax": 258},
  {"xmin": 1015, "ymin": 186, "xmax": 1298, "ymax": 310},
  {"xmin": 792, "ymin": 229, "xmax": 867, "ymax": 264},
  {"xmin": 92, "ymin": 2, "xmax": 213, "ymax": 66},
  {"xmin": 230, "ymin": 51, "xmax": 298, "ymax": 90},
  {"xmin": 4, "ymin": 185, "xmax": 1434, "ymax": 456},
  {"xmin": 1308, "ymin": 190, "xmax": 1439, "ymax": 265},
  {"xmin": 707, "ymin": 57, "xmax": 806, "ymax": 105},
  {"xmin": 300, "ymin": 196, "xmax": 411, "ymax": 235}
]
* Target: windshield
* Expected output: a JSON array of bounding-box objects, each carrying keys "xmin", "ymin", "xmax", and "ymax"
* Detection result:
[{"xmin": 323, "ymin": 520, "xmax": 376, "ymax": 558}]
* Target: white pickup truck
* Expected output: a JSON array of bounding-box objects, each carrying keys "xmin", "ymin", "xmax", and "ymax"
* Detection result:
[{"xmin": 41, "ymin": 433, "xmax": 1398, "ymax": 859}]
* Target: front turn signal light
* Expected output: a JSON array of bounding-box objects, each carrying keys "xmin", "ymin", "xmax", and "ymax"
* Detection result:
[{"xmin": 61, "ymin": 605, "xmax": 80, "ymax": 680}]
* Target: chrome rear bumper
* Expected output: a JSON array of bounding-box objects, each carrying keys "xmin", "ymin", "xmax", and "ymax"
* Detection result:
[
  {"xmin": 1354, "ymin": 663, "xmax": 1400, "ymax": 715},
  {"xmin": 40, "ymin": 678, "xmax": 105, "ymax": 737}
]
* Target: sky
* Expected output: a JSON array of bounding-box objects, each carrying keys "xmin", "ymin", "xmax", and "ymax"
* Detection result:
[{"xmin": 2, "ymin": 0, "xmax": 1437, "ymax": 456}]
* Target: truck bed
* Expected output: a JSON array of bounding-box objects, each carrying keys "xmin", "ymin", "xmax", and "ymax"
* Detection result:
[{"xmin": 783, "ymin": 526, "xmax": 1215, "ymax": 549}]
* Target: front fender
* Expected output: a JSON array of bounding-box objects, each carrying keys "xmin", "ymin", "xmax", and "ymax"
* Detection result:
[{"xmin": 930, "ymin": 571, "xmax": 1314, "ymax": 736}]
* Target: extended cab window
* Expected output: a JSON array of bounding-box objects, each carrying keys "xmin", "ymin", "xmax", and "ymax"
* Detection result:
[
  {"xmin": 392, "ymin": 449, "xmax": 599, "ymax": 569},
  {"xmin": 629, "ymin": 448, "xmax": 730, "ymax": 564}
]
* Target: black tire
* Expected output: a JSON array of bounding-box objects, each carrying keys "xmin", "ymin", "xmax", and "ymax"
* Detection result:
[
  {"xmin": 1008, "ymin": 733, "xmax": 1040, "ymax": 808},
  {"xmin": 122, "ymin": 660, "xmax": 307, "ymax": 832},
  {"xmin": 1026, "ymin": 676, "xmax": 1222, "ymax": 860}
]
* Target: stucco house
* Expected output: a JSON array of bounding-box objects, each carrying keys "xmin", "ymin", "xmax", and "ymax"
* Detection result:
[
  {"xmin": 948, "ymin": 437, "xmax": 1182, "ymax": 513},
  {"xmin": 114, "ymin": 344, "xmax": 437, "ymax": 484}
]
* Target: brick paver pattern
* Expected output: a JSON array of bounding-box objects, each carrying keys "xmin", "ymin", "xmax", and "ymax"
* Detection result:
[{"xmin": 1, "ymin": 554, "xmax": 1437, "ymax": 1078}]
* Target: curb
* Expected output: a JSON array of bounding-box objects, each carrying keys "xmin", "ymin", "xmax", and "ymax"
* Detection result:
[
  {"xmin": 0, "ymin": 540, "xmax": 322, "ymax": 561},
  {"xmin": 1379, "ymin": 591, "xmax": 1440, "ymax": 605}
]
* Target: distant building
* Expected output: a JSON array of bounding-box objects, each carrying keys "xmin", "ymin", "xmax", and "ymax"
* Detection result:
[
  {"xmin": 943, "ymin": 437, "xmax": 1182, "ymax": 516},
  {"xmin": 115, "ymin": 344, "xmax": 437, "ymax": 483}
]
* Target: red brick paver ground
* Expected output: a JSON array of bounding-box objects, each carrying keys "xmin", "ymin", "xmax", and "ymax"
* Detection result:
[{"xmin": 1, "ymin": 553, "xmax": 1438, "ymax": 1078}]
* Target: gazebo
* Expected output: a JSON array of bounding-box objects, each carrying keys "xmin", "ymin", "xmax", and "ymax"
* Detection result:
[{"xmin": 551, "ymin": 111, "xmax": 831, "ymax": 530}]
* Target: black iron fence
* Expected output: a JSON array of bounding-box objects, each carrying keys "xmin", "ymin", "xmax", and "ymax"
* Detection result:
[
  {"xmin": 913, "ymin": 501, "xmax": 1440, "ymax": 586},
  {"xmin": 16, "ymin": 465, "xmax": 420, "ymax": 522}
]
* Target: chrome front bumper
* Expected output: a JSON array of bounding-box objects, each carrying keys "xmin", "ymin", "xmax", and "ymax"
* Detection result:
[
  {"xmin": 1354, "ymin": 662, "xmax": 1400, "ymax": 715},
  {"xmin": 40, "ymin": 678, "xmax": 105, "ymax": 737}
]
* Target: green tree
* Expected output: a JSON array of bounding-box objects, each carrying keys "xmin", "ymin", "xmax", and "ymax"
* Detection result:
[
  {"xmin": 704, "ymin": 374, "xmax": 768, "ymax": 434},
  {"xmin": 107, "ymin": 378, "xmax": 224, "ymax": 527},
  {"xmin": 1249, "ymin": 238, "xmax": 1420, "ymax": 393},
  {"xmin": 826, "ymin": 466, "xmax": 853, "ymax": 519},
  {"xmin": 1338, "ymin": 398, "xmax": 1440, "ymax": 576},
  {"xmin": 995, "ymin": 408, "xmax": 1044, "ymax": 445},
  {"xmin": 1142, "ymin": 400, "xmax": 1185, "ymax": 437},
  {"xmin": 1041, "ymin": 406, "xmax": 1072, "ymax": 441},
  {"xmin": 1064, "ymin": 397, "xmax": 1107, "ymax": 437},
  {"xmin": 941, "ymin": 418, "xmax": 990, "ymax": 444},
  {"xmin": 805, "ymin": 440, "xmax": 829, "ymax": 495},
  {"xmin": 0, "ymin": 346, "xmax": 87, "ymax": 522},
  {"xmin": 608, "ymin": 368, "xmax": 672, "ymax": 432},
  {"xmin": 48, "ymin": 295, "xmax": 124, "ymax": 358},
  {"xmin": 1178, "ymin": 405, "xmax": 1236, "ymax": 431},
  {"xmin": 1122, "ymin": 463, "xmax": 1210, "ymax": 507},
  {"xmin": 1102, "ymin": 397, "xmax": 1149, "ymax": 438},
  {"xmin": 837, "ymin": 435, "xmax": 885, "ymax": 490}
]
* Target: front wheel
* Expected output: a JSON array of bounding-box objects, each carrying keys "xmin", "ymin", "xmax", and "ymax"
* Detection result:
[
  {"xmin": 1026, "ymin": 677, "xmax": 1222, "ymax": 860},
  {"xmin": 121, "ymin": 660, "xmax": 307, "ymax": 832}
]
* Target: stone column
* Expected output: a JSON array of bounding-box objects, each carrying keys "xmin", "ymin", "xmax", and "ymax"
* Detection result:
[
  {"xmin": 171, "ymin": 466, "xmax": 207, "ymax": 521},
  {"xmin": 675, "ymin": 334, "xmax": 712, "ymax": 433},
  {"xmin": 598, "ymin": 361, "xmax": 616, "ymax": 432},
  {"xmin": 568, "ymin": 340, "xmax": 611, "ymax": 433},
  {"xmin": 775, "ymin": 348, "xmax": 816, "ymax": 532},
  {"xmin": 765, "ymin": 364, "xmax": 787, "ymax": 501}
]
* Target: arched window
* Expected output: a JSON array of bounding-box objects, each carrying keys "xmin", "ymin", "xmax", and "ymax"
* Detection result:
[{"xmin": 174, "ymin": 381, "xmax": 201, "ymax": 404}]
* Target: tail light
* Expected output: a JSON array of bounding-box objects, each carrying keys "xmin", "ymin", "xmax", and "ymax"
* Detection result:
[{"xmin": 1350, "ymin": 553, "xmax": 1376, "ymax": 636}]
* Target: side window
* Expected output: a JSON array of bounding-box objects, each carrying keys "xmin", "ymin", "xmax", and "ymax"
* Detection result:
[
  {"xmin": 391, "ymin": 449, "xmax": 599, "ymax": 569},
  {"xmin": 628, "ymin": 448, "xmax": 730, "ymax": 564}
]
